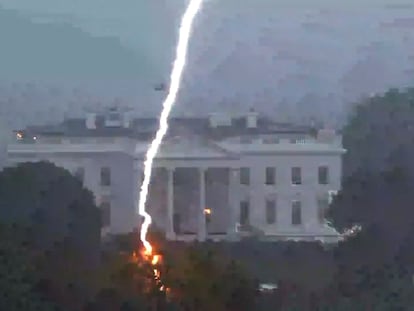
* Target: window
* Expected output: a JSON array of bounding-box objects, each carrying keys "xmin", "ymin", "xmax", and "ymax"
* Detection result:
[
  {"xmin": 266, "ymin": 199, "xmax": 276, "ymax": 224},
  {"xmin": 318, "ymin": 166, "xmax": 329, "ymax": 185},
  {"xmin": 173, "ymin": 213, "xmax": 181, "ymax": 234},
  {"xmin": 240, "ymin": 200, "xmax": 250, "ymax": 225},
  {"xmin": 317, "ymin": 197, "xmax": 329, "ymax": 224},
  {"xmin": 291, "ymin": 167, "xmax": 302, "ymax": 185},
  {"xmin": 291, "ymin": 200, "xmax": 302, "ymax": 225},
  {"xmin": 100, "ymin": 167, "xmax": 111, "ymax": 186},
  {"xmin": 74, "ymin": 167, "xmax": 84, "ymax": 183},
  {"xmin": 240, "ymin": 167, "xmax": 250, "ymax": 185},
  {"xmin": 265, "ymin": 167, "xmax": 276, "ymax": 185},
  {"xmin": 100, "ymin": 198, "xmax": 111, "ymax": 228}
]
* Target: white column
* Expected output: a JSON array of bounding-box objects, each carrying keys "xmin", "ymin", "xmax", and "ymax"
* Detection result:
[
  {"xmin": 166, "ymin": 167, "xmax": 176, "ymax": 240},
  {"xmin": 133, "ymin": 159, "xmax": 142, "ymax": 231},
  {"xmin": 198, "ymin": 168, "xmax": 207, "ymax": 241},
  {"xmin": 227, "ymin": 168, "xmax": 240, "ymax": 237}
]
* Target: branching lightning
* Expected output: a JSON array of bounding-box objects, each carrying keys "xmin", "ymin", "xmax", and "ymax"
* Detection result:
[{"xmin": 137, "ymin": 0, "xmax": 204, "ymax": 255}]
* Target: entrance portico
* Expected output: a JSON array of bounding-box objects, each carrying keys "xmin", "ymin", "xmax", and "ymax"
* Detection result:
[
  {"xmin": 160, "ymin": 160, "xmax": 239, "ymax": 242},
  {"xmin": 134, "ymin": 152, "xmax": 240, "ymax": 241}
]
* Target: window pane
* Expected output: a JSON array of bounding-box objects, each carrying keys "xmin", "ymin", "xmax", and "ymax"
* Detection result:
[
  {"xmin": 100, "ymin": 167, "xmax": 111, "ymax": 186},
  {"xmin": 173, "ymin": 213, "xmax": 181, "ymax": 234},
  {"xmin": 240, "ymin": 200, "xmax": 249, "ymax": 225},
  {"xmin": 292, "ymin": 167, "xmax": 302, "ymax": 185},
  {"xmin": 318, "ymin": 166, "xmax": 329, "ymax": 184},
  {"xmin": 265, "ymin": 167, "xmax": 276, "ymax": 185},
  {"xmin": 291, "ymin": 201, "xmax": 302, "ymax": 225},
  {"xmin": 266, "ymin": 199, "xmax": 276, "ymax": 224},
  {"xmin": 240, "ymin": 168, "xmax": 250, "ymax": 185}
]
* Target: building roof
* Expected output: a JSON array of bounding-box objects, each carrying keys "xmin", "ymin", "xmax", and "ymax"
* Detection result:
[{"xmin": 17, "ymin": 113, "xmax": 316, "ymax": 141}]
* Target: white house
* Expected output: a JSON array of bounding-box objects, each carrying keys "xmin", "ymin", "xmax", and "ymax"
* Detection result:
[{"xmin": 6, "ymin": 106, "xmax": 345, "ymax": 242}]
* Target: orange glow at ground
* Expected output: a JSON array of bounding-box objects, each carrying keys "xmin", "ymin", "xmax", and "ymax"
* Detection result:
[
  {"xmin": 152, "ymin": 254, "xmax": 160, "ymax": 265},
  {"xmin": 131, "ymin": 244, "xmax": 166, "ymax": 292}
]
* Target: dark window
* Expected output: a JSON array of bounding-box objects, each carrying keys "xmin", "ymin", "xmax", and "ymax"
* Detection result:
[
  {"xmin": 74, "ymin": 167, "xmax": 84, "ymax": 183},
  {"xmin": 100, "ymin": 200, "xmax": 111, "ymax": 227},
  {"xmin": 100, "ymin": 167, "xmax": 111, "ymax": 186},
  {"xmin": 266, "ymin": 199, "xmax": 276, "ymax": 224},
  {"xmin": 291, "ymin": 200, "xmax": 302, "ymax": 225},
  {"xmin": 291, "ymin": 167, "xmax": 302, "ymax": 185},
  {"xmin": 240, "ymin": 200, "xmax": 250, "ymax": 225},
  {"xmin": 173, "ymin": 213, "xmax": 181, "ymax": 234},
  {"xmin": 265, "ymin": 167, "xmax": 276, "ymax": 185},
  {"xmin": 318, "ymin": 166, "xmax": 329, "ymax": 185},
  {"xmin": 240, "ymin": 167, "xmax": 250, "ymax": 185},
  {"xmin": 317, "ymin": 197, "xmax": 329, "ymax": 224}
]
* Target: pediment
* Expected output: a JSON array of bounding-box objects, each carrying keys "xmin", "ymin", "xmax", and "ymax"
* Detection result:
[{"xmin": 135, "ymin": 136, "xmax": 238, "ymax": 159}]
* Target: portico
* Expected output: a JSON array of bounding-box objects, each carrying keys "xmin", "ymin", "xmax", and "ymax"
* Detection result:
[
  {"xmin": 134, "ymin": 152, "xmax": 240, "ymax": 241},
  {"xmin": 133, "ymin": 133, "xmax": 241, "ymax": 241},
  {"xmin": 158, "ymin": 165, "xmax": 238, "ymax": 242}
]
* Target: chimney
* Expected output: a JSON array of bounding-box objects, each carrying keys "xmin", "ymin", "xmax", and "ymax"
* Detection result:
[
  {"xmin": 86, "ymin": 113, "xmax": 96, "ymax": 129},
  {"xmin": 246, "ymin": 108, "xmax": 258, "ymax": 128}
]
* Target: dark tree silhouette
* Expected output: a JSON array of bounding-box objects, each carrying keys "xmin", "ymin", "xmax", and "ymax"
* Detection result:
[{"xmin": 0, "ymin": 161, "xmax": 102, "ymax": 310}]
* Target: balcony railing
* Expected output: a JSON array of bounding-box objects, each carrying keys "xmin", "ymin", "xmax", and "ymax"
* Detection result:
[{"xmin": 7, "ymin": 136, "xmax": 131, "ymax": 154}]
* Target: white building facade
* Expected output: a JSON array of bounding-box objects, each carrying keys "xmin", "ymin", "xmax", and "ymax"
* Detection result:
[{"xmin": 6, "ymin": 107, "xmax": 345, "ymax": 242}]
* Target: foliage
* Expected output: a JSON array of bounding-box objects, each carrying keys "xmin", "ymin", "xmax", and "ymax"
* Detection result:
[
  {"xmin": 342, "ymin": 87, "xmax": 414, "ymax": 178},
  {"xmin": 328, "ymin": 87, "xmax": 414, "ymax": 252},
  {"xmin": 0, "ymin": 161, "xmax": 102, "ymax": 310},
  {"xmin": 0, "ymin": 161, "xmax": 101, "ymax": 263},
  {"xmin": 162, "ymin": 243, "xmax": 258, "ymax": 311},
  {"xmin": 0, "ymin": 223, "xmax": 60, "ymax": 311},
  {"xmin": 104, "ymin": 233, "xmax": 259, "ymax": 311},
  {"xmin": 324, "ymin": 86, "xmax": 414, "ymax": 310}
]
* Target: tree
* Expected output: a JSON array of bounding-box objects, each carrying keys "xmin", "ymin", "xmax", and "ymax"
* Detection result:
[
  {"xmin": 0, "ymin": 161, "xmax": 101, "ymax": 263},
  {"xmin": 107, "ymin": 231, "xmax": 259, "ymax": 311},
  {"xmin": 163, "ymin": 244, "xmax": 258, "ymax": 311},
  {"xmin": 325, "ymin": 87, "xmax": 414, "ymax": 309},
  {"xmin": 328, "ymin": 87, "xmax": 414, "ymax": 256},
  {"xmin": 0, "ymin": 223, "xmax": 59, "ymax": 311},
  {"xmin": 0, "ymin": 161, "xmax": 102, "ymax": 310},
  {"xmin": 342, "ymin": 87, "xmax": 414, "ymax": 178}
]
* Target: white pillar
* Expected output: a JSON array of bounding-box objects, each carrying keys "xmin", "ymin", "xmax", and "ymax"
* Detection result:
[
  {"xmin": 227, "ymin": 168, "xmax": 240, "ymax": 237},
  {"xmin": 133, "ymin": 159, "xmax": 142, "ymax": 231},
  {"xmin": 198, "ymin": 168, "xmax": 207, "ymax": 241},
  {"xmin": 166, "ymin": 167, "xmax": 176, "ymax": 240}
]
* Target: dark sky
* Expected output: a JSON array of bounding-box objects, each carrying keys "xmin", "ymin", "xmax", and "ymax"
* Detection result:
[{"xmin": 0, "ymin": 0, "xmax": 414, "ymax": 125}]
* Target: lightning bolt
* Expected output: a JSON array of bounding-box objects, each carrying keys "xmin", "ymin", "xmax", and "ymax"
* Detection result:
[{"xmin": 138, "ymin": 0, "xmax": 204, "ymax": 255}]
